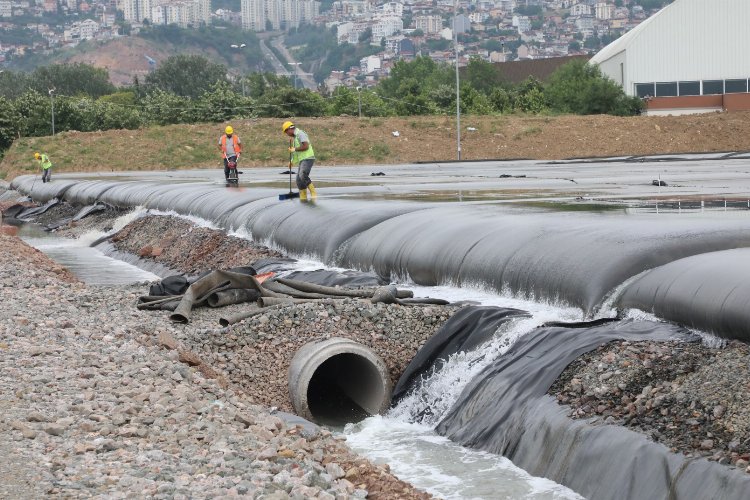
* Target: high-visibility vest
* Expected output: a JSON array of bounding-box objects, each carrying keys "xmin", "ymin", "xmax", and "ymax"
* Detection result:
[
  {"xmin": 220, "ymin": 134, "xmax": 241, "ymax": 156},
  {"xmin": 39, "ymin": 154, "xmax": 52, "ymax": 170},
  {"xmin": 291, "ymin": 129, "xmax": 314, "ymax": 165}
]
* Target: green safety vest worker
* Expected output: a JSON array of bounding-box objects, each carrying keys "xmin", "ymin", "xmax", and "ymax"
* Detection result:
[{"xmin": 34, "ymin": 152, "xmax": 53, "ymax": 183}]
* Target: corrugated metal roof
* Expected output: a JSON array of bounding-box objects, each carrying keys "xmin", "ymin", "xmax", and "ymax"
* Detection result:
[{"xmin": 590, "ymin": 1, "xmax": 675, "ymax": 65}]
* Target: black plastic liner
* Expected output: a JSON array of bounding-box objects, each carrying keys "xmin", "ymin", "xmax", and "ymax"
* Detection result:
[
  {"xmin": 436, "ymin": 320, "xmax": 750, "ymax": 500},
  {"xmin": 392, "ymin": 306, "xmax": 530, "ymax": 404}
]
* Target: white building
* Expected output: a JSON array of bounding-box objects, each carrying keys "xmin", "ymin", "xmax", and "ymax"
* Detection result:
[
  {"xmin": 379, "ymin": 1, "xmax": 402, "ymax": 16},
  {"xmin": 415, "ymin": 15, "xmax": 441, "ymax": 34},
  {"xmin": 575, "ymin": 16, "xmax": 593, "ymax": 37},
  {"xmin": 150, "ymin": 4, "xmax": 165, "ymax": 24},
  {"xmin": 118, "ymin": 0, "xmax": 151, "ymax": 23},
  {"xmin": 513, "ymin": 15, "xmax": 531, "ymax": 34},
  {"xmin": 372, "ymin": 15, "xmax": 402, "ymax": 42},
  {"xmin": 79, "ymin": 19, "xmax": 99, "ymax": 38},
  {"xmin": 590, "ymin": 0, "xmax": 750, "ymax": 112},
  {"xmin": 570, "ymin": 3, "xmax": 590, "ymax": 16},
  {"xmin": 241, "ymin": 0, "xmax": 264, "ymax": 30},
  {"xmin": 594, "ymin": 2, "xmax": 613, "ymax": 20},
  {"xmin": 360, "ymin": 54, "xmax": 380, "ymax": 73},
  {"xmin": 0, "ymin": 0, "xmax": 12, "ymax": 17}
]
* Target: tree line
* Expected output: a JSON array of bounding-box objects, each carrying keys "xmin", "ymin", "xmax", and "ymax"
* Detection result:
[{"xmin": 0, "ymin": 55, "xmax": 642, "ymax": 158}]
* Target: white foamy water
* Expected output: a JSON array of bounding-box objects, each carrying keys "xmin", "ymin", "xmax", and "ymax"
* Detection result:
[{"xmin": 344, "ymin": 417, "xmax": 583, "ymax": 500}]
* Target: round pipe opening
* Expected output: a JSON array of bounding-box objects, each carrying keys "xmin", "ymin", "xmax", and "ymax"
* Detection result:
[{"xmin": 289, "ymin": 338, "xmax": 391, "ymax": 426}]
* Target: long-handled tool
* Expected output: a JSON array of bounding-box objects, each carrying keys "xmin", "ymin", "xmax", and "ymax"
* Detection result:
[{"xmin": 278, "ymin": 138, "xmax": 300, "ymax": 200}]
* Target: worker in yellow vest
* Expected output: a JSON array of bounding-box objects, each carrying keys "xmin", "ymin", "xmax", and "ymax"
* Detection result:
[
  {"xmin": 282, "ymin": 121, "xmax": 316, "ymax": 200},
  {"xmin": 34, "ymin": 152, "xmax": 53, "ymax": 183}
]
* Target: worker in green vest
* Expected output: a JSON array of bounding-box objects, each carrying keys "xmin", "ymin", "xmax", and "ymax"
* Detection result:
[
  {"xmin": 282, "ymin": 121, "xmax": 316, "ymax": 200},
  {"xmin": 34, "ymin": 152, "xmax": 53, "ymax": 183}
]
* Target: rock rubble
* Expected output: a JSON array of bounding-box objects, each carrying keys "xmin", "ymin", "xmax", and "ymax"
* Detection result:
[
  {"xmin": 549, "ymin": 339, "xmax": 750, "ymax": 474},
  {"xmin": 0, "ymin": 230, "xmax": 435, "ymax": 498}
]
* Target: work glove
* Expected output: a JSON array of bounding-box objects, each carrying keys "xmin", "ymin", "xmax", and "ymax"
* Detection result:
[{"xmin": 288, "ymin": 147, "xmax": 296, "ymax": 153}]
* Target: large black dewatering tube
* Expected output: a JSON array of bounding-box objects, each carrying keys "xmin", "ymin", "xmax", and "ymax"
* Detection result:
[{"xmin": 12, "ymin": 175, "xmax": 750, "ymax": 341}]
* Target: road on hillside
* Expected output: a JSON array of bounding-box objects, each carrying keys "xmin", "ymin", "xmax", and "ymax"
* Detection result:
[
  {"xmin": 270, "ymin": 36, "xmax": 317, "ymax": 90},
  {"xmin": 259, "ymin": 39, "xmax": 289, "ymax": 77}
]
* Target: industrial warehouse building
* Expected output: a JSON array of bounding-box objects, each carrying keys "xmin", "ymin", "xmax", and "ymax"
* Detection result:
[{"xmin": 590, "ymin": 0, "xmax": 750, "ymax": 115}]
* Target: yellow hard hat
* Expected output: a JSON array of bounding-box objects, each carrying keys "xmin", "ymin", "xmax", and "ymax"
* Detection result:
[
  {"xmin": 225, "ymin": 126, "xmax": 233, "ymax": 135},
  {"xmin": 282, "ymin": 121, "xmax": 295, "ymax": 133},
  {"xmin": 34, "ymin": 152, "xmax": 41, "ymax": 159}
]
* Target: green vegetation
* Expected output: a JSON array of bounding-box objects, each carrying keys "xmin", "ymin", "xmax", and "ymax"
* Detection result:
[{"xmin": 0, "ymin": 56, "xmax": 642, "ymax": 162}]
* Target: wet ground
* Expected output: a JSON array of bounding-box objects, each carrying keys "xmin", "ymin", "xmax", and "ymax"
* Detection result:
[{"xmin": 46, "ymin": 153, "xmax": 750, "ymax": 209}]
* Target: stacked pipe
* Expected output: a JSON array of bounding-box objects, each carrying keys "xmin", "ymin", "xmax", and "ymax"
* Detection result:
[{"xmin": 137, "ymin": 270, "xmax": 449, "ymax": 325}]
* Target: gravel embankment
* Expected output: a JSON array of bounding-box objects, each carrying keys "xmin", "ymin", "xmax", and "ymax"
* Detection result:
[
  {"xmin": 549, "ymin": 340, "xmax": 750, "ymax": 474},
  {"xmin": 110, "ymin": 214, "xmax": 284, "ymax": 275},
  {"xmin": 0, "ymin": 227, "xmax": 435, "ymax": 498}
]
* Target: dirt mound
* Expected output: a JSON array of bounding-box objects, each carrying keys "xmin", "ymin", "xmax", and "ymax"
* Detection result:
[{"xmin": 4, "ymin": 112, "xmax": 750, "ymax": 181}]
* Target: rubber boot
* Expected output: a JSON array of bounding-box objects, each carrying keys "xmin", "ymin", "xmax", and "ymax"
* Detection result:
[
  {"xmin": 308, "ymin": 183, "xmax": 317, "ymax": 199},
  {"xmin": 299, "ymin": 188, "xmax": 308, "ymax": 201}
]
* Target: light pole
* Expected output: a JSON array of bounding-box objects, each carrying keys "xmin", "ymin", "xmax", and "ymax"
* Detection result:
[
  {"xmin": 453, "ymin": 0, "xmax": 461, "ymax": 161},
  {"xmin": 356, "ymin": 86, "xmax": 362, "ymax": 118},
  {"xmin": 48, "ymin": 87, "xmax": 56, "ymax": 136},
  {"xmin": 288, "ymin": 62, "xmax": 301, "ymax": 89}
]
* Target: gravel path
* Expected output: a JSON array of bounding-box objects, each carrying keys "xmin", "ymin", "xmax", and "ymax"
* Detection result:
[{"xmin": 0, "ymin": 232, "xmax": 434, "ymax": 498}]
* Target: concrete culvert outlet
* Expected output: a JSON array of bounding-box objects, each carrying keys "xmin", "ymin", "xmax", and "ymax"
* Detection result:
[{"xmin": 288, "ymin": 338, "xmax": 392, "ymax": 426}]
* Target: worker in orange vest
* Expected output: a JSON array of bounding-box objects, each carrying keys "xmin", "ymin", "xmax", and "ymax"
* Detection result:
[{"xmin": 218, "ymin": 125, "xmax": 242, "ymax": 181}]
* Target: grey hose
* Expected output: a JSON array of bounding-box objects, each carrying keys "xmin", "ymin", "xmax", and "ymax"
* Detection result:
[
  {"xmin": 171, "ymin": 270, "xmax": 267, "ymax": 324},
  {"xmin": 263, "ymin": 280, "xmax": 350, "ymax": 299},
  {"xmin": 276, "ymin": 277, "xmax": 414, "ymax": 299},
  {"xmin": 219, "ymin": 306, "xmax": 265, "ymax": 327},
  {"xmin": 258, "ymin": 296, "xmax": 321, "ymax": 308},
  {"xmin": 207, "ymin": 288, "xmax": 260, "ymax": 308}
]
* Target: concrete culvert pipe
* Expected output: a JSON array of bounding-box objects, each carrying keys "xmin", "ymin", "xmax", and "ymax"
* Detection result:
[{"xmin": 289, "ymin": 338, "xmax": 392, "ymax": 426}]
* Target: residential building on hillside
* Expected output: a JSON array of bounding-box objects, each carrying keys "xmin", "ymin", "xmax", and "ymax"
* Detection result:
[
  {"xmin": 415, "ymin": 15, "xmax": 441, "ymax": 34},
  {"xmin": 0, "ymin": 0, "xmax": 11, "ymax": 17},
  {"xmin": 372, "ymin": 15, "xmax": 402, "ymax": 42},
  {"xmin": 241, "ymin": 0, "xmax": 319, "ymax": 31},
  {"xmin": 241, "ymin": 0, "xmax": 263, "ymax": 30},
  {"xmin": 570, "ymin": 3, "xmax": 591, "ymax": 16},
  {"xmin": 594, "ymin": 2, "xmax": 613, "ymax": 20}
]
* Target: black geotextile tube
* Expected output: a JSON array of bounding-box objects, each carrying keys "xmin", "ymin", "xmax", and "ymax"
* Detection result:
[{"xmin": 435, "ymin": 320, "xmax": 750, "ymax": 500}]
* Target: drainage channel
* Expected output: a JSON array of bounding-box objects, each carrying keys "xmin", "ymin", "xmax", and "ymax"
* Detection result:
[
  {"xmin": 18, "ymin": 223, "xmax": 159, "ymax": 286},
  {"xmin": 18, "ymin": 219, "xmax": 585, "ymax": 499}
]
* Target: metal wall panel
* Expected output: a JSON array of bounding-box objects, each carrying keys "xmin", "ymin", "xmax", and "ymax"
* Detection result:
[{"xmin": 593, "ymin": 0, "xmax": 750, "ymax": 95}]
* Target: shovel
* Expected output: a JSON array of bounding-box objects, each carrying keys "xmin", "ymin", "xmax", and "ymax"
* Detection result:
[{"xmin": 278, "ymin": 138, "xmax": 300, "ymax": 200}]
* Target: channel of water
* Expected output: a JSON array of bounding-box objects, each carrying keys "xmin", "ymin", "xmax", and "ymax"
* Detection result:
[{"xmin": 17, "ymin": 211, "xmax": 586, "ymax": 499}]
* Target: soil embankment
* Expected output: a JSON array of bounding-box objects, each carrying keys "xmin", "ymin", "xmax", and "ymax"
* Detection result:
[{"xmin": 3, "ymin": 112, "xmax": 750, "ymax": 180}]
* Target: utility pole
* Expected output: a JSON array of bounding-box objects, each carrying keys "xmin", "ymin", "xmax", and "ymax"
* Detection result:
[
  {"xmin": 48, "ymin": 87, "xmax": 55, "ymax": 136},
  {"xmin": 288, "ymin": 62, "xmax": 301, "ymax": 89},
  {"xmin": 356, "ymin": 86, "xmax": 362, "ymax": 118},
  {"xmin": 453, "ymin": 0, "xmax": 461, "ymax": 161}
]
